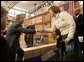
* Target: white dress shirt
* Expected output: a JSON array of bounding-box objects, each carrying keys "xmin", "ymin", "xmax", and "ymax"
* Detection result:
[{"xmin": 44, "ymin": 11, "xmax": 76, "ymax": 40}]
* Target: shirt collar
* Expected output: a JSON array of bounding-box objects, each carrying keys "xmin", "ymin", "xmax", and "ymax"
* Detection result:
[
  {"xmin": 76, "ymin": 14, "xmax": 80, "ymax": 18},
  {"xmin": 55, "ymin": 13, "xmax": 60, "ymax": 20}
]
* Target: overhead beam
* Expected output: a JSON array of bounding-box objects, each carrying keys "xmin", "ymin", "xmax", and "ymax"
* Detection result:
[{"xmin": 8, "ymin": 1, "xmax": 19, "ymax": 11}]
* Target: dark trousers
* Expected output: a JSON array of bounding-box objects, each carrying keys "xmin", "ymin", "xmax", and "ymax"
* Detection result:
[
  {"xmin": 10, "ymin": 47, "xmax": 24, "ymax": 61},
  {"xmin": 55, "ymin": 34, "xmax": 82, "ymax": 61},
  {"xmin": 62, "ymin": 35, "xmax": 82, "ymax": 61},
  {"xmin": 25, "ymin": 35, "xmax": 33, "ymax": 47}
]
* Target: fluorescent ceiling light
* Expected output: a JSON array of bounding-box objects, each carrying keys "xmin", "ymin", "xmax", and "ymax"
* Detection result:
[
  {"xmin": 46, "ymin": 3, "xmax": 48, "ymax": 5},
  {"xmin": 8, "ymin": 9, "xmax": 25, "ymax": 17},
  {"xmin": 8, "ymin": 13, "xmax": 15, "ymax": 17},
  {"xmin": 31, "ymin": 14, "xmax": 34, "ymax": 17},
  {"xmin": 9, "ymin": 9, "xmax": 14, "ymax": 12},
  {"xmin": 22, "ymin": 1, "xmax": 26, "ymax": 3},
  {"xmin": 53, "ymin": 1, "xmax": 60, "ymax": 4},
  {"xmin": 13, "ymin": 6, "xmax": 26, "ymax": 11},
  {"xmin": 79, "ymin": 1, "xmax": 83, "ymax": 5}
]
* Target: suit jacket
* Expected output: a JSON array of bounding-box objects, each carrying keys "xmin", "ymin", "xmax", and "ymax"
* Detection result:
[
  {"xmin": 75, "ymin": 14, "xmax": 83, "ymax": 36},
  {"xmin": 1, "ymin": 36, "xmax": 10, "ymax": 61},
  {"xmin": 25, "ymin": 25, "xmax": 35, "ymax": 46},
  {"xmin": 6, "ymin": 22, "xmax": 36, "ymax": 50}
]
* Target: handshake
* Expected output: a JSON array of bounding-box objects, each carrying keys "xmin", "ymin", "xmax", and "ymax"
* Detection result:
[
  {"xmin": 36, "ymin": 28, "xmax": 45, "ymax": 32},
  {"xmin": 26, "ymin": 25, "xmax": 36, "ymax": 34},
  {"xmin": 26, "ymin": 25, "xmax": 45, "ymax": 34}
]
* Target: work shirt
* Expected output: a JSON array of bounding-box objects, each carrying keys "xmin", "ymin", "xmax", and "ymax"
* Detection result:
[{"xmin": 44, "ymin": 11, "xmax": 76, "ymax": 39}]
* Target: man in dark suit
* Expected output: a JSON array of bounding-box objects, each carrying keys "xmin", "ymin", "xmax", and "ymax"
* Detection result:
[
  {"xmin": 74, "ymin": 9, "xmax": 83, "ymax": 36},
  {"xmin": 74, "ymin": 9, "xmax": 83, "ymax": 61},
  {"xmin": 75, "ymin": 9, "xmax": 83, "ymax": 50},
  {"xmin": 6, "ymin": 14, "xmax": 36, "ymax": 61},
  {"xmin": 1, "ymin": 6, "xmax": 10, "ymax": 61},
  {"xmin": 25, "ymin": 25, "xmax": 35, "ymax": 47}
]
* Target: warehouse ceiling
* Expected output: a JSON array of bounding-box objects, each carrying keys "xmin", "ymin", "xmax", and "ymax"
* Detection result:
[
  {"xmin": 14, "ymin": 1, "xmax": 45, "ymax": 11},
  {"xmin": 1, "ymin": 1, "xmax": 83, "ymax": 18},
  {"xmin": 1, "ymin": 1, "xmax": 83, "ymax": 11},
  {"xmin": 1, "ymin": 1, "xmax": 46, "ymax": 11},
  {"xmin": 1, "ymin": 1, "xmax": 19, "ymax": 11},
  {"xmin": 1, "ymin": 1, "xmax": 52, "ymax": 17}
]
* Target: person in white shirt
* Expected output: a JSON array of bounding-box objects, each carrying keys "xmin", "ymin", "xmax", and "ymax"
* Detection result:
[{"xmin": 37, "ymin": 5, "xmax": 80, "ymax": 61}]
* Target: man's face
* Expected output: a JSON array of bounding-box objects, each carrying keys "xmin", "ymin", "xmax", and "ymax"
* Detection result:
[
  {"xmin": 75, "ymin": 10, "xmax": 80, "ymax": 16},
  {"xmin": 19, "ymin": 17, "xmax": 24, "ymax": 24}
]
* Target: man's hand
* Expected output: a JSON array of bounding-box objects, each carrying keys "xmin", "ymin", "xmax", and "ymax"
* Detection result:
[
  {"xmin": 36, "ymin": 29, "xmax": 44, "ymax": 32},
  {"xmin": 57, "ymin": 35, "xmax": 60, "ymax": 39}
]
